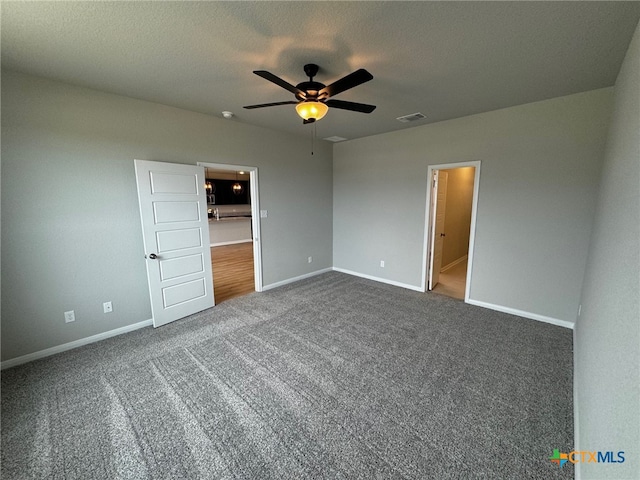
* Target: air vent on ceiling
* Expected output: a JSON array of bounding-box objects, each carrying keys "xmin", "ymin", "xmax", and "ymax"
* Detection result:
[
  {"xmin": 396, "ymin": 112, "xmax": 426, "ymax": 123},
  {"xmin": 324, "ymin": 136, "xmax": 348, "ymax": 142}
]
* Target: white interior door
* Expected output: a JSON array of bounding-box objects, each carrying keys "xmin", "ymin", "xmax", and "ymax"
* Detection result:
[
  {"xmin": 134, "ymin": 159, "xmax": 215, "ymax": 327},
  {"xmin": 428, "ymin": 170, "xmax": 448, "ymax": 290}
]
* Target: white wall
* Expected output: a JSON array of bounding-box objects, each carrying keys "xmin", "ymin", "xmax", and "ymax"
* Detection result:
[
  {"xmin": 334, "ymin": 89, "xmax": 613, "ymax": 324},
  {"xmin": 1, "ymin": 70, "xmax": 333, "ymax": 362},
  {"xmin": 575, "ymin": 21, "xmax": 640, "ymax": 480}
]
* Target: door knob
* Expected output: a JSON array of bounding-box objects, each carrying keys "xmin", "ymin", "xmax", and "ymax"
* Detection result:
[
  {"xmin": 440, "ymin": 233, "xmax": 446, "ymax": 237},
  {"xmin": 146, "ymin": 253, "xmax": 158, "ymax": 259}
]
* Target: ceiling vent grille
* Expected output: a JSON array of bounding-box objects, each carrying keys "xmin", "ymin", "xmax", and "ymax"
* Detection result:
[
  {"xmin": 396, "ymin": 112, "xmax": 426, "ymax": 123},
  {"xmin": 323, "ymin": 136, "xmax": 348, "ymax": 142}
]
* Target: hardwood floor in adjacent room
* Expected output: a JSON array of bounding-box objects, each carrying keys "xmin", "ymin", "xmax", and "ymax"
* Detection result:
[{"xmin": 211, "ymin": 242, "xmax": 255, "ymax": 304}]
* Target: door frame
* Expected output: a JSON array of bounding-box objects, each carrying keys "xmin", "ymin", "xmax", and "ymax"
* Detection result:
[
  {"xmin": 198, "ymin": 162, "xmax": 263, "ymax": 292},
  {"xmin": 428, "ymin": 170, "xmax": 448, "ymax": 290},
  {"xmin": 421, "ymin": 160, "xmax": 481, "ymax": 301}
]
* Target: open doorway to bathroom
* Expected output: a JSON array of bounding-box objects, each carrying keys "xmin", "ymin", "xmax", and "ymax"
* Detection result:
[
  {"xmin": 198, "ymin": 162, "xmax": 263, "ymax": 304},
  {"xmin": 424, "ymin": 161, "xmax": 480, "ymax": 301}
]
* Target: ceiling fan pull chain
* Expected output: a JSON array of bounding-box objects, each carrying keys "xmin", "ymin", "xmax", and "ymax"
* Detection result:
[{"xmin": 311, "ymin": 122, "xmax": 316, "ymax": 155}]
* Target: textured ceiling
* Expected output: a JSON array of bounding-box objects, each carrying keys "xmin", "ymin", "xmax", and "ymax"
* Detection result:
[{"xmin": 2, "ymin": 1, "xmax": 639, "ymax": 142}]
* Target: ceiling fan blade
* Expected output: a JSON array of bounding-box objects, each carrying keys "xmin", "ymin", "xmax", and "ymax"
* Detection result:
[
  {"xmin": 254, "ymin": 70, "xmax": 305, "ymax": 97},
  {"xmin": 320, "ymin": 69, "xmax": 373, "ymax": 98},
  {"xmin": 243, "ymin": 101, "xmax": 298, "ymax": 109},
  {"xmin": 326, "ymin": 99, "xmax": 376, "ymax": 113}
]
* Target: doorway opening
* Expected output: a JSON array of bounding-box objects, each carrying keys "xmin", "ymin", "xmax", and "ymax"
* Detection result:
[
  {"xmin": 423, "ymin": 161, "xmax": 480, "ymax": 301},
  {"xmin": 198, "ymin": 162, "xmax": 263, "ymax": 303}
]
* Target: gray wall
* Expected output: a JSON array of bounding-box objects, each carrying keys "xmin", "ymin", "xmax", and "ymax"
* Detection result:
[
  {"xmin": 334, "ymin": 89, "xmax": 612, "ymax": 323},
  {"xmin": 1, "ymin": 70, "xmax": 333, "ymax": 362},
  {"xmin": 575, "ymin": 22, "xmax": 640, "ymax": 480}
]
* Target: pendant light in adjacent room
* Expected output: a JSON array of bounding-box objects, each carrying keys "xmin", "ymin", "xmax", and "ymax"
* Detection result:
[
  {"xmin": 232, "ymin": 171, "xmax": 244, "ymax": 195},
  {"xmin": 203, "ymin": 168, "xmax": 211, "ymax": 192}
]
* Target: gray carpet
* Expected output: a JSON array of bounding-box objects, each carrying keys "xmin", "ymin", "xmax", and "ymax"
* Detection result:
[{"xmin": 1, "ymin": 272, "xmax": 574, "ymax": 479}]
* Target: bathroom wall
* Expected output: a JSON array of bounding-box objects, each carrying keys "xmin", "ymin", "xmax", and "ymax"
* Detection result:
[{"xmin": 441, "ymin": 167, "xmax": 475, "ymax": 268}]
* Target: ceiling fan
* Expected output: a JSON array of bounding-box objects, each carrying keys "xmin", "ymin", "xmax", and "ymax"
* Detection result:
[{"xmin": 243, "ymin": 64, "xmax": 376, "ymax": 124}]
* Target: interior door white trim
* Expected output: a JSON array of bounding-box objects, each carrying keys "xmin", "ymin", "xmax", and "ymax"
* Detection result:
[
  {"xmin": 198, "ymin": 162, "xmax": 263, "ymax": 292},
  {"xmin": 428, "ymin": 170, "xmax": 438, "ymax": 290},
  {"xmin": 421, "ymin": 160, "xmax": 481, "ymax": 302},
  {"xmin": 428, "ymin": 170, "xmax": 448, "ymax": 290}
]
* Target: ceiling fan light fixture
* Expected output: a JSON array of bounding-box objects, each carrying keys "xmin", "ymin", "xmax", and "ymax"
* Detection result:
[
  {"xmin": 295, "ymin": 101, "xmax": 328, "ymax": 122},
  {"xmin": 244, "ymin": 64, "xmax": 375, "ymax": 125}
]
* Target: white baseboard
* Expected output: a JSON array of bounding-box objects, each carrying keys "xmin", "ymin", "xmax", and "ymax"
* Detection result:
[
  {"xmin": 262, "ymin": 267, "xmax": 333, "ymax": 291},
  {"xmin": 1, "ymin": 283, "xmax": 573, "ymax": 369},
  {"xmin": 441, "ymin": 255, "xmax": 468, "ymax": 273},
  {"xmin": 210, "ymin": 239, "xmax": 252, "ymax": 247},
  {"xmin": 466, "ymin": 298, "xmax": 574, "ymax": 329},
  {"xmin": 1, "ymin": 319, "xmax": 153, "ymax": 370},
  {"xmin": 333, "ymin": 267, "xmax": 423, "ymax": 292}
]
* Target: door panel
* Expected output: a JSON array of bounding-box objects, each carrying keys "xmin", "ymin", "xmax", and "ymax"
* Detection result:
[
  {"xmin": 135, "ymin": 159, "xmax": 215, "ymax": 327},
  {"xmin": 159, "ymin": 254, "xmax": 205, "ymax": 281},
  {"xmin": 162, "ymin": 278, "xmax": 207, "ymax": 308},
  {"xmin": 150, "ymin": 171, "xmax": 199, "ymax": 194},
  {"xmin": 153, "ymin": 201, "xmax": 200, "ymax": 223},
  {"xmin": 156, "ymin": 228, "xmax": 202, "ymax": 253}
]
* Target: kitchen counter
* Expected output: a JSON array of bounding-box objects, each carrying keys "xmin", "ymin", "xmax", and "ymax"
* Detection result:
[
  {"xmin": 209, "ymin": 216, "xmax": 252, "ymax": 246},
  {"xmin": 210, "ymin": 216, "xmax": 252, "ymax": 222}
]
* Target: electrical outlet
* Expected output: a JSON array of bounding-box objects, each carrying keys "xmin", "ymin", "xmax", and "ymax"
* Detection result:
[
  {"xmin": 103, "ymin": 301, "xmax": 113, "ymax": 314},
  {"xmin": 260, "ymin": 210, "xmax": 268, "ymax": 218},
  {"xmin": 308, "ymin": 256, "xmax": 313, "ymax": 263},
  {"xmin": 380, "ymin": 260, "xmax": 385, "ymax": 268},
  {"xmin": 64, "ymin": 310, "xmax": 75, "ymax": 323}
]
